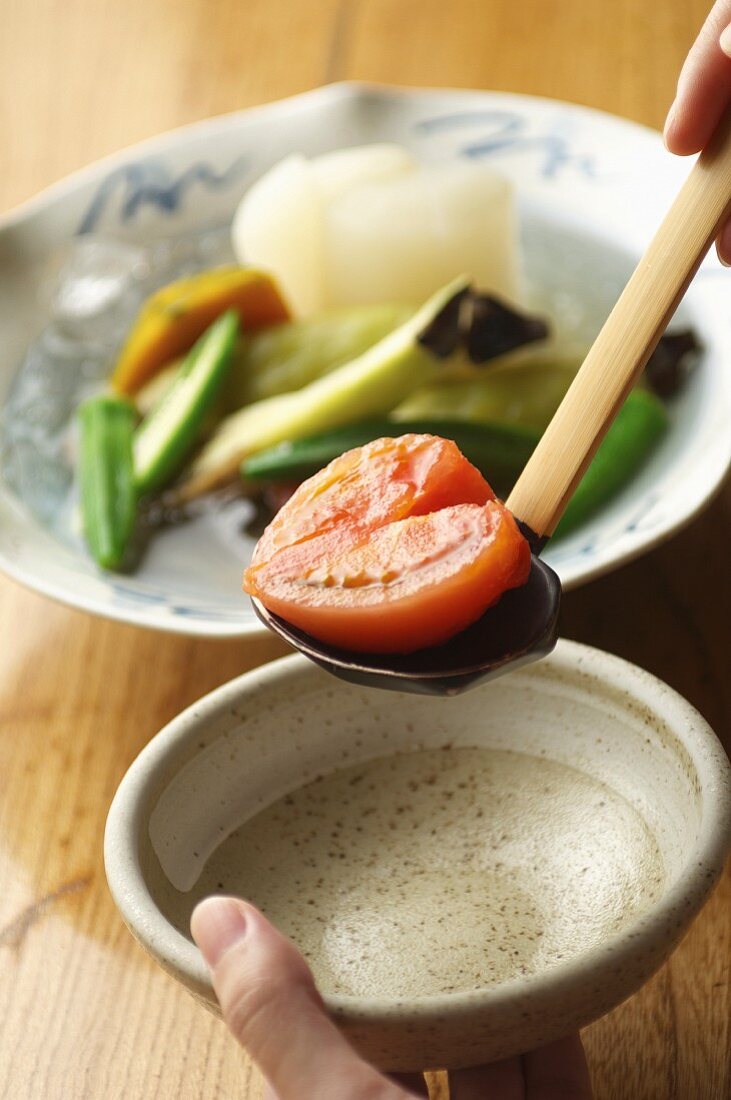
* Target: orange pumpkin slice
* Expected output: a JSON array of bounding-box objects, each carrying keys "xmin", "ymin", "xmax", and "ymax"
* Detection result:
[{"xmin": 113, "ymin": 267, "xmax": 289, "ymax": 394}]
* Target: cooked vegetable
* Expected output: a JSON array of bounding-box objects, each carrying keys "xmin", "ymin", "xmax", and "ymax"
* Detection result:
[
  {"xmin": 133, "ymin": 304, "xmax": 412, "ymax": 415},
  {"xmin": 394, "ymin": 357, "xmax": 577, "ymax": 432},
  {"xmin": 555, "ymin": 389, "xmax": 668, "ymax": 537},
  {"xmin": 324, "ymin": 162, "xmax": 519, "ymax": 309},
  {"xmin": 250, "ymin": 429, "xmax": 494, "ymax": 568},
  {"xmin": 233, "ymin": 147, "xmax": 519, "ymax": 313},
  {"xmin": 78, "ymin": 395, "xmax": 137, "ymax": 570},
  {"xmin": 232, "ymin": 146, "xmax": 416, "ymax": 315},
  {"xmin": 452, "ymin": 294, "xmax": 549, "ymax": 363},
  {"xmin": 244, "ymin": 434, "xmax": 530, "ymax": 653},
  {"xmin": 229, "ymin": 303, "xmax": 413, "ymax": 405},
  {"xmin": 176, "ymin": 280, "xmax": 549, "ymax": 501},
  {"xmin": 112, "ymin": 267, "xmax": 289, "ymax": 394},
  {"xmin": 242, "ymin": 417, "xmax": 539, "ymax": 496},
  {"xmin": 134, "ymin": 310, "xmax": 239, "ymax": 496},
  {"xmin": 135, "ymin": 360, "xmax": 181, "ymax": 417}
]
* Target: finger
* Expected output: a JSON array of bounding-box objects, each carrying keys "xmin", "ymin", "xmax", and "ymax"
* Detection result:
[
  {"xmin": 265, "ymin": 1081, "xmax": 427, "ymax": 1100},
  {"xmin": 264, "ymin": 1071, "xmax": 427, "ymax": 1099},
  {"xmin": 717, "ymin": 222, "xmax": 731, "ymax": 265},
  {"xmin": 263, "ymin": 1074, "xmax": 426, "ymax": 1100},
  {"xmin": 664, "ymin": 0, "xmax": 731, "ymax": 155},
  {"xmin": 449, "ymin": 1056, "xmax": 525, "ymax": 1100},
  {"xmin": 522, "ymin": 1034, "xmax": 593, "ymax": 1100},
  {"xmin": 191, "ymin": 896, "xmax": 406, "ymax": 1100}
]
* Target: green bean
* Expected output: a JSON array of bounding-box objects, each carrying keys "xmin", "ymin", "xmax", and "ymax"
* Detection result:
[
  {"xmin": 242, "ymin": 417, "xmax": 539, "ymax": 498},
  {"xmin": 556, "ymin": 389, "xmax": 668, "ymax": 537}
]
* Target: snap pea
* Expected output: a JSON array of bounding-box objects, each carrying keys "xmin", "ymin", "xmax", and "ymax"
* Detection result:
[
  {"xmin": 555, "ymin": 389, "xmax": 668, "ymax": 538},
  {"xmin": 78, "ymin": 394, "xmax": 137, "ymax": 570},
  {"xmin": 134, "ymin": 309, "xmax": 239, "ymax": 496},
  {"xmin": 242, "ymin": 418, "xmax": 540, "ymax": 497}
]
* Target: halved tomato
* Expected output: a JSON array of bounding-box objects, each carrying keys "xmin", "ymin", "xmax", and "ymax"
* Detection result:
[
  {"xmin": 250, "ymin": 434, "xmax": 493, "ymax": 567},
  {"xmin": 244, "ymin": 434, "xmax": 530, "ymax": 654}
]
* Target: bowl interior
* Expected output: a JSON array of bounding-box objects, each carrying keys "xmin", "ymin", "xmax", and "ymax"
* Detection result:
[
  {"xmin": 106, "ymin": 641, "xmax": 731, "ymax": 1068},
  {"xmin": 139, "ymin": 649, "xmax": 704, "ymax": 977}
]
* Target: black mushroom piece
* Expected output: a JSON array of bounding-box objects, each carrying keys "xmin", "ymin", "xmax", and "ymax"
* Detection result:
[
  {"xmin": 644, "ymin": 329, "xmax": 702, "ymax": 397},
  {"xmin": 417, "ymin": 288, "xmax": 550, "ymax": 365}
]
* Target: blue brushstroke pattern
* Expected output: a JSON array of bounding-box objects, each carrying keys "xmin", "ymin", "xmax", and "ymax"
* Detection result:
[
  {"xmin": 78, "ymin": 154, "xmax": 249, "ymax": 235},
  {"xmin": 416, "ymin": 109, "xmax": 524, "ymax": 133},
  {"xmin": 416, "ymin": 110, "xmax": 597, "ymax": 179},
  {"xmin": 105, "ymin": 577, "xmax": 237, "ymax": 620}
]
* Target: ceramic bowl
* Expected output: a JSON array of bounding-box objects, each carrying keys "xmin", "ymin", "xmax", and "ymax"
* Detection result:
[
  {"xmin": 105, "ymin": 639, "xmax": 731, "ymax": 1070},
  {"xmin": 1, "ymin": 84, "xmax": 731, "ymax": 637}
]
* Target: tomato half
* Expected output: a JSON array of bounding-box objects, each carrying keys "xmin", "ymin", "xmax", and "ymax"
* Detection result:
[
  {"xmin": 244, "ymin": 434, "xmax": 530, "ymax": 654},
  {"xmin": 251, "ymin": 434, "xmax": 493, "ymax": 567}
]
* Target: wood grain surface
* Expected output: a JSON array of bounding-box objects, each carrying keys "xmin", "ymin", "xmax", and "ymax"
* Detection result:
[{"xmin": 0, "ymin": 2, "xmax": 729, "ymax": 1098}]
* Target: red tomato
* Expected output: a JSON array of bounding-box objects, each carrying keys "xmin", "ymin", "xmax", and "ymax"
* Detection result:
[
  {"xmin": 244, "ymin": 434, "xmax": 530, "ymax": 654},
  {"xmin": 251, "ymin": 434, "xmax": 493, "ymax": 567}
]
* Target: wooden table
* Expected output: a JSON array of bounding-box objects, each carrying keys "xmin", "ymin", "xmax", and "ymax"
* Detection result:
[{"xmin": 1, "ymin": 2, "xmax": 729, "ymax": 1096}]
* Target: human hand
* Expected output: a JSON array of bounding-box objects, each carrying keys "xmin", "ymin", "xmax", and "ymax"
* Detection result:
[
  {"xmin": 191, "ymin": 896, "xmax": 593, "ymax": 1099},
  {"xmin": 664, "ymin": 0, "xmax": 731, "ymax": 262}
]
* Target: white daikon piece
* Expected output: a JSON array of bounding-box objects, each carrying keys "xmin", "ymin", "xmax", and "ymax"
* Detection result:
[
  {"xmin": 310, "ymin": 143, "xmax": 416, "ymax": 201},
  {"xmin": 324, "ymin": 163, "xmax": 519, "ymax": 307},
  {"xmin": 231, "ymin": 154, "xmax": 324, "ymax": 316}
]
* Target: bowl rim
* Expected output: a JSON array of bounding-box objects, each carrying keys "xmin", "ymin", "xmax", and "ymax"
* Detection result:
[
  {"xmin": 0, "ymin": 80, "xmax": 679, "ymax": 233},
  {"xmin": 104, "ymin": 637, "xmax": 731, "ymax": 1025}
]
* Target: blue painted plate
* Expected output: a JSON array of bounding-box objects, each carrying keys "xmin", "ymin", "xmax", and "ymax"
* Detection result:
[{"xmin": 1, "ymin": 84, "xmax": 729, "ymax": 637}]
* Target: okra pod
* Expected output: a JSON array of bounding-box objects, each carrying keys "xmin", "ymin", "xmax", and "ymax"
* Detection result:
[{"xmin": 78, "ymin": 394, "xmax": 137, "ymax": 570}]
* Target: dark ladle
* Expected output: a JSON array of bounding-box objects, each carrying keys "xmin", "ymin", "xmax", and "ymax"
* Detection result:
[{"xmin": 254, "ymin": 108, "xmax": 731, "ymax": 694}]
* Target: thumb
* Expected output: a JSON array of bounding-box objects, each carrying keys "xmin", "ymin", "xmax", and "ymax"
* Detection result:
[{"xmin": 191, "ymin": 896, "xmax": 404, "ymax": 1100}]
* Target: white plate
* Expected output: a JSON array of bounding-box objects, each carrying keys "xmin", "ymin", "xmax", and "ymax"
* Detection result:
[{"xmin": 1, "ymin": 83, "xmax": 730, "ymax": 638}]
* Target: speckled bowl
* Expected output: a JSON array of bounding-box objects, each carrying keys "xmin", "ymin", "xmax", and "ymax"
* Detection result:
[{"xmin": 104, "ymin": 640, "xmax": 731, "ymax": 1071}]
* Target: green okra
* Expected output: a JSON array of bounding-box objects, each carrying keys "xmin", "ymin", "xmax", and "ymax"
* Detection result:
[
  {"xmin": 134, "ymin": 309, "xmax": 239, "ymax": 496},
  {"xmin": 78, "ymin": 394, "xmax": 137, "ymax": 570}
]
